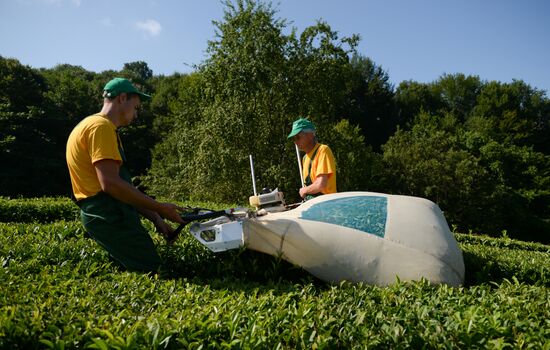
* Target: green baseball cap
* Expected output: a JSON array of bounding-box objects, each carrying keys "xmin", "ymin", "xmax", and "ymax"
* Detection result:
[
  {"xmin": 103, "ymin": 78, "xmax": 151, "ymax": 101},
  {"xmin": 287, "ymin": 117, "xmax": 316, "ymax": 138}
]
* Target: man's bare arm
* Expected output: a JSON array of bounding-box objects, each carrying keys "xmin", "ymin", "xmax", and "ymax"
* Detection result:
[
  {"xmin": 94, "ymin": 159, "xmax": 184, "ymax": 224},
  {"xmin": 299, "ymin": 174, "xmax": 329, "ymax": 198}
]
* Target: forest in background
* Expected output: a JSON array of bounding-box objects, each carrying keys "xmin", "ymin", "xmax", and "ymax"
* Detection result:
[{"xmin": 1, "ymin": 0, "xmax": 549, "ymax": 243}]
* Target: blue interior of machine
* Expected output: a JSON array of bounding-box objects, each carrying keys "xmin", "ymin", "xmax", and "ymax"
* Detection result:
[{"xmin": 300, "ymin": 196, "xmax": 388, "ymax": 237}]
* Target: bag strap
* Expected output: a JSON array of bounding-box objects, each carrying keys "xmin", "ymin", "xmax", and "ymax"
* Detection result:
[{"xmin": 304, "ymin": 144, "xmax": 321, "ymax": 186}]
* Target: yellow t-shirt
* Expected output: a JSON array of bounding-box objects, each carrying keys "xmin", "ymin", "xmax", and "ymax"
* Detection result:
[
  {"xmin": 302, "ymin": 143, "xmax": 337, "ymax": 194},
  {"xmin": 66, "ymin": 114, "xmax": 122, "ymax": 200}
]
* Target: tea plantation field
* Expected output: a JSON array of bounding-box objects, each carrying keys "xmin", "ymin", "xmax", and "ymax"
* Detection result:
[{"xmin": 1, "ymin": 197, "xmax": 549, "ymax": 349}]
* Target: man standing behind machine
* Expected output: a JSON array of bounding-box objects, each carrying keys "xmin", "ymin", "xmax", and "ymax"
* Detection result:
[{"xmin": 288, "ymin": 117, "xmax": 337, "ymax": 199}]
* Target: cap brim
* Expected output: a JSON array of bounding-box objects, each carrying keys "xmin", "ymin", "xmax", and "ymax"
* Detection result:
[
  {"xmin": 287, "ymin": 129, "xmax": 301, "ymax": 138},
  {"xmin": 137, "ymin": 92, "xmax": 152, "ymax": 101}
]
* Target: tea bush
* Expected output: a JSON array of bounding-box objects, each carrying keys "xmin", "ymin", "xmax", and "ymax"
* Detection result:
[
  {"xmin": 0, "ymin": 197, "xmax": 78, "ymax": 223},
  {"xmin": 1, "ymin": 200, "xmax": 549, "ymax": 348}
]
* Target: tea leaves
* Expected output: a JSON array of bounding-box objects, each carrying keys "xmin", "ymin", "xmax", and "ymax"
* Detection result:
[{"xmin": 1, "ymin": 198, "xmax": 550, "ymax": 348}]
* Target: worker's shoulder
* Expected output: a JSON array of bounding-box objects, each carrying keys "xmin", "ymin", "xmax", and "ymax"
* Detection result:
[
  {"xmin": 318, "ymin": 143, "xmax": 334, "ymax": 153},
  {"xmin": 75, "ymin": 114, "xmax": 115, "ymax": 132},
  {"xmin": 85, "ymin": 114, "xmax": 114, "ymax": 127}
]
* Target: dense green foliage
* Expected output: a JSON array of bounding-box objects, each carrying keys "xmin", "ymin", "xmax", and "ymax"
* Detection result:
[
  {"xmin": 1, "ymin": 0, "xmax": 549, "ymax": 243},
  {"xmin": 145, "ymin": 0, "xmax": 369, "ymax": 203},
  {"xmin": 0, "ymin": 59, "xmax": 157, "ymax": 198},
  {"xmin": 1, "ymin": 197, "xmax": 549, "ymax": 348},
  {"xmin": 0, "ymin": 197, "xmax": 78, "ymax": 223},
  {"xmin": 386, "ymin": 76, "xmax": 550, "ymax": 242}
]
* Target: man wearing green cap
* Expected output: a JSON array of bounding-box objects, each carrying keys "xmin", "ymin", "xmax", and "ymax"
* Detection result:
[
  {"xmin": 288, "ymin": 117, "xmax": 337, "ymax": 199},
  {"xmin": 66, "ymin": 78, "xmax": 185, "ymax": 273}
]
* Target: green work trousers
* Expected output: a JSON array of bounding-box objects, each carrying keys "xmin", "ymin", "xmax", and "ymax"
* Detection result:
[{"xmin": 78, "ymin": 192, "xmax": 161, "ymax": 273}]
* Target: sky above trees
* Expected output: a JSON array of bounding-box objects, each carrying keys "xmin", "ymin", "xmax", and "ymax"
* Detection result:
[{"xmin": 1, "ymin": 0, "xmax": 549, "ymax": 93}]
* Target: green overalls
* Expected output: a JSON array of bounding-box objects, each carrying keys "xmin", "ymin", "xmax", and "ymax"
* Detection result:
[{"xmin": 77, "ymin": 133, "xmax": 161, "ymax": 273}]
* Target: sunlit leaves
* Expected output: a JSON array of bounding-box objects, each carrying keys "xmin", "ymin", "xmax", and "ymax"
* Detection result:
[{"xmin": 1, "ymin": 198, "xmax": 550, "ymax": 348}]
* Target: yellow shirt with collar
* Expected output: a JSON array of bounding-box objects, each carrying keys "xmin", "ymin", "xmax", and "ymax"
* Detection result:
[
  {"xmin": 302, "ymin": 143, "xmax": 337, "ymax": 194},
  {"xmin": 66, "ymin": 114, "xmax": 122, "ymax": 200}
]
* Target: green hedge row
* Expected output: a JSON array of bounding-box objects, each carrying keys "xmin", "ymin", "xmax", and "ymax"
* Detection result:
[
  {"xmin": 0, "ymin": 197, "xmax": 79, "ymax": 223},
  {"xmin": 1, "ymin": 221, "xmax": 550, "ymax": 348},
  {"xmin": 0, "ymin": 197, "xmax": 241, "ymax": 224},
  {"xmin": 456, "ymin": 232, "xmax": 550, "ymax": 253}
]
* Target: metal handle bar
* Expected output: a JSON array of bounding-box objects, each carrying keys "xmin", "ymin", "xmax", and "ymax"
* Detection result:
[{"xmin": 172, "ymin": 209, "xmax": 229, "ymax": 238}]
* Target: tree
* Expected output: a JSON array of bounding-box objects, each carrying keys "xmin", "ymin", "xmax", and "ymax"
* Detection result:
[
  {"xmin": 433, "ymin": 74, "xmax": 482, "ymax": 122},
  {"xmin": 382, "ymin": 108, "xmax": 550, "ymax": 243},
  {"xmin": 472, "ymin": 80, "xmax": 550, "ymax": 152},
  {"xmin": 327, "ymin": 119, "xmax": 382, "ymax": 192},
  {"xmin": 0, "ymin": 56, "xmax": 47, "ymax": 112},
  {"xmin": 145, "ymin": 0, "xmax": 364, "ymax": 203},
  {"xmin": 347, "ymin": 54, "xmax": 396, "ymax": 150},
  {"xmin": 41, "ymin": 64, "xmax": 100, "ymax": 124},
  {"xmin": 0, "ymin": 57, "xmax": 65, "ymax": 196},
  {"xmin": 143, "ymin": 73, "xmax": 206, "ymax": 197},
  {"xmin": 382, "ymin": 113, "xmax": 490, "ymax": 229},
  {"xmin": 285, "ymin": 20, "xmax": 359, "ymax": 124},
  {"xmin": 121, "ymin": 61, "xmax": 153, "ymax": 88},
  {"xmin": 110, "ymin": 62, "xmax": 157, "ymax": 177},
  {"xmin": 394, "ymin": 80, "xmax": 442, "ymax": 128},
  {"xmin": 149, "ymin": 72, "xmax": 204, "ymax": 137}
]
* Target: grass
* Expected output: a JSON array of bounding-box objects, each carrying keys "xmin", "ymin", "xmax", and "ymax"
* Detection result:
[{"xmin": 1, "ymin": 198, "xmax": 550, "ymax": 348}]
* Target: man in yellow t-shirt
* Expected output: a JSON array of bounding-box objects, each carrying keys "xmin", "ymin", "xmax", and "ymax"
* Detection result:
[
  {"xmin": 288, "ymin": 118, "xmax": 337, "ymax": 199},
  {"xmin": 66, "ymin": 78, "xmax": 185, "ymax": 273}
]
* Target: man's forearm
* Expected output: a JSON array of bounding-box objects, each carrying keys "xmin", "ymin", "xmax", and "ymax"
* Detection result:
[
  {"xmin": 300, "ymin": 174, "xmax": 329, "ymax": 197},
  {"xmin": 137, "ymin": 206, "xmax": 160, "ymax": 222},
  {"xmin": 95, "ymin": 159, "xmax": 184, "ymax": 224},
  {"xmin": 103, "ymin": 177, "xmax": 163, "ymax": 213}
]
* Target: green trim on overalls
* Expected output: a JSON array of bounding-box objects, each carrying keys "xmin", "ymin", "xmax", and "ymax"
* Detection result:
[
  {"xmin": 78, "ymin": 131, "xmax": 161, "ymax": 272},
  {"xmin": 304, "ymin": 143, "xmax": 321, "ymax": 201}
]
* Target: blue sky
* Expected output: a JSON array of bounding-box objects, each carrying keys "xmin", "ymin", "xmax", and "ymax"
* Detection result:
[{"xmin": 1, "ymin": 0, "xmax": 549, "ymax": 93}]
